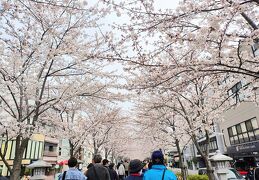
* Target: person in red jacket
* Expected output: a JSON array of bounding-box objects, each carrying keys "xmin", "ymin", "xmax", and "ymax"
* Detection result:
[{"xmin": 125, "ymin": 159, "xmax": 144, "ymax": 180}]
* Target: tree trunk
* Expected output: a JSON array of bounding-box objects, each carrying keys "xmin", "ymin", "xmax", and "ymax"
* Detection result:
[
  {"xmin": 10, "ymin": 136, "xmax": 29, "ymax": 180},
  {"xmin": 69, "ymin": 140, "xmax": 74, "ymax": 157},
  {"xmin": 204, "ymin": 157, "xmax": 215, "ymax": 180},
  {"xmin": 93, "ymin": 147, "xmax": 98, "ymax": 156},
  {"xmin": 176, "ymin": 138, "xmax": 187, "ymax": 180},
  {"xmin": 104, "ymin": 148, "xmax": 108, "ymax": 159},
  {"xmin": 111, "ymin": 150, "xmax": 115, "ymax": 163},
  {"xmin": 191, "ymin": 133, "xmax": 215, "ymax": 180}
]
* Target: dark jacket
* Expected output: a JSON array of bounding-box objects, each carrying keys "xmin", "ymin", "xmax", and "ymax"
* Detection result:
[
  {"xmin": 246, "ymin": 169, "xmax": 254, "ymax": 180},
  {"xmin": 86, "ymin": 164, "xmax": 111, "ymax": 180},
  {"xmin": 125, "ymin": 174, "xmax": 143, "ymax": 180},
  {"xmin": 107, "ymin": 167, "xmax": 119, "ymax": 180}
]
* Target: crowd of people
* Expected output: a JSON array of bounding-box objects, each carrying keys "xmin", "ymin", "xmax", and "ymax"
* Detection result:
[{"xmin": 58, "ymin": 150, "xmax": 177, "ymax": 180}]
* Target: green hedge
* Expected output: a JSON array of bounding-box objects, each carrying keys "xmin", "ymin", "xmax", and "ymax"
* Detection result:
[
  {"xmin": 187, "ymin": 175, "xmax": 209, "ymax": 180},
  {"xmin": 176, "ymin": 173, "xmax": 209, "ymax": 180}
]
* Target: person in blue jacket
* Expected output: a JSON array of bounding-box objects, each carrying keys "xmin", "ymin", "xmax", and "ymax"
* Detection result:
[{"xmin": 143, "ymin": 150, "xmax": 177, "ymax": 180}]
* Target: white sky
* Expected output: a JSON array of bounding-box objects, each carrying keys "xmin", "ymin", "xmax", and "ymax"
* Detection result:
[
  {"xmin": 101, "ymin": 0, "xmax": 181, "ymax": 112},
  {"xmin": 99, "ymin": 0, "xmax": 181, "ymax": 159}
]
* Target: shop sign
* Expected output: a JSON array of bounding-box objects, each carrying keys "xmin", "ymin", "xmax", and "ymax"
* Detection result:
[{"xmin": 227, "ymin": 141, "xmax": 259, "ymax": 154}]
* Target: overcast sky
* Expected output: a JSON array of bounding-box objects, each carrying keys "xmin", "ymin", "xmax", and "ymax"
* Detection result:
[{"xmin": 99, "ymin": 0, "xmax": 181, "ymax": 114}]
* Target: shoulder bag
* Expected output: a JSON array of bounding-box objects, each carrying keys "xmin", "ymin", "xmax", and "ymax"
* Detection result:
[
  {"xmin": 62, "ymin": 171, "xmax": 67, "ymax": 180},
  {"xmin": 162, "ymin": 168, "xmax": 166, "ymax": 180}
]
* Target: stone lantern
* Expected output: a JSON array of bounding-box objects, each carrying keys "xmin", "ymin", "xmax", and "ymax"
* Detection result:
[
  {"xmin": 27, "ymin": 159, "xmax": 52, "ymax": 180},
  {"xmin": 209, "ymin": 150, "xmax": 233, "ymax": 180}
]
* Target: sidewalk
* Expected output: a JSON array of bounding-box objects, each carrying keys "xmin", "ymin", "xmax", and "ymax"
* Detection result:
[{"xmin": 169, "ymin": 168, "xmax": 198, "ymax": 175}]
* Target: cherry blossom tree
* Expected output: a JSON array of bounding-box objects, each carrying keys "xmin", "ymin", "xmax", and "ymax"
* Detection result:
[
  {"xmin": 0, "ymin": 0, "xmax": 115, "ymax": 179},
  {"xmin": 107, "ymin": 0, "xmax": 258, "ymax": 79},
  {"xmin": 99, "ymin": 1, "xmax": 258, "ymax": 179},
  {"xmin": 135, "ymin": 94, "xmax": 192, "ymax": 179},
  {"xmin": 133, "ymin": 75, "xmax": 229, "ymax": 180},
  {"xmin": 88, "ymin": 106, "xmax": 126, "ymax": 156}
]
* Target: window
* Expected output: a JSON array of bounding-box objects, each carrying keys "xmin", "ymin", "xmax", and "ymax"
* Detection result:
[
  {"xmin": 241, "ymin": 122, "xmax": 246, "ymax": 132},
  {"xmin": 246, "ymin": 121, "xmax": 253, "ymax": 131},
  {"xmin": 232, "ymin": 126, "xmax": 237, "ymax": 135},
  {"xmin": 236, "ymin": 124, "xmax": 242, "ymax": 134},
  {"xmin": 228, "ymin": 117, "xmax": 259, "ymax": 145},
  {"xmin": 251, "ymin": 118, "xmax": 258, "ymax": 129},
  {"xmin": 58, "ymin": 148, "xmax": 61, "ymax": 155},
  {"xmin": 49, "ymin": 146, "xmax": 54, "ymax": 152},
  {"xmin": 228, "ymin": 128, "xmax": 233, "ymax": 137},
  {"xmin": 228, "ymin": 81, "xmax": 243, "ymax": 104},
  {"xmin": 197, "ymin": 137, "xmax": 218, "ymax": 155}
]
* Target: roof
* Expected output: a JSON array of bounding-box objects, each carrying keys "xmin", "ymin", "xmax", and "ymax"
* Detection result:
[
  {"xmin": 27, "ymin": 160, "xmax": 52, "ymax": 169},
  {"xmin": 209, "ymin": 150, "xmax": 233, "ymax": 161}
]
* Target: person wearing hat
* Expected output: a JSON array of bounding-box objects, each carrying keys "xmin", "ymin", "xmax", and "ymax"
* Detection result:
[
  {"xmin": 125, "ymin": 159, "xmax": 144, "ymax": 180},
  {"xmin": 143, "ymin": 150, "xmax": 177, "ymax": 180}
]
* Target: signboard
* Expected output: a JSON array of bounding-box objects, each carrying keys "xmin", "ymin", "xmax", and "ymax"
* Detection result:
[{"xmin": 227, "ymin": 141, "xmax": 259, "ymax": 156}]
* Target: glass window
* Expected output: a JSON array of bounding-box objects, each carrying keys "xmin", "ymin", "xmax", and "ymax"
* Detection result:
[
  {"xmin": 255, "ymin": 130, "xmax": 259, "ymax": 140},
  {"xmin": 230, "ymin": 137, "xmax": 234, "ymax": 144},
  {"xmin": 251, "ymin": 118, "xmax": 258, "ymax": 129},
  {"xmin": 236, "ymin": 124, "xmax": 242, "ymax": 134},
  {"xmin": 228, "ymin": 118, "xmax": 258, "ymax": 145},
  {"xmin": 232, "ymin": 126, "xmax": 237, "ymax": 135},
  {"xmin": 238, "ymin": 134, "xmax": 244, "ymax": 143},
  {"xmin": 241, "ymin": 122, "xmax": 246, "ymax": 132},
  {"xmin": 243, "ymin": 133, "xmax": 249, "ymax": 142},
  {"xmin": 228, "ymin": 128, "xmax": 233, "ymax": 136},
  {"xmin": 246, "ymin": 121, "xmax": 253, "ymax": 131},
  {"xmin": 248, "ymin": 132, "xmax": 255, "ymax": 141},
  {"xmin": 234, "ymin": 136, "xmax": 239, "ymax": 144}
]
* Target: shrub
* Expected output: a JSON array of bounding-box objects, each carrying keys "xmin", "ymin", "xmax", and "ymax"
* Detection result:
[{"xmin": 187, "ymin": 174, "xmax": 209, "ymax": 180}]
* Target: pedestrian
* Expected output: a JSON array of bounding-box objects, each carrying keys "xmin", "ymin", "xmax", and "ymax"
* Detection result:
[
  {"xmin": 118, "ymin": 162, "xmax": 126, "ymax": 180},
  {"xmin": 86, "ymin": 154, "xmax": 111, "ymax": 180},
  {"xmin": 58, "ymin": 157, "xmax": 87, "ymax": 180},
  {"xmin": 254, "ymin": 166, "xmax": 259, "ymax": 180},
  {"xmin": 109, "ymin": 163, "xmax": 119, "ymax": 180},
  {"xmin": 84, "ymin": 163, "xmax": 94, "ymax": 176},
  {"xmin": 125, "ymin": 159, "xmax": 144, "ymax": 180},
  {"xmin": 246, "ymin": 167, "xmax": 255, "ymax": 180},
  {"xmin": 103, "ymin": 159, "xmax": 114, "ymax": 180},
  {"xmin": 124, "ymin": 160, "xmax": 129, "ymax": 177},
  {"xmin": 143, "ymin": 150, "xmax": 177, "ymax": 180}
]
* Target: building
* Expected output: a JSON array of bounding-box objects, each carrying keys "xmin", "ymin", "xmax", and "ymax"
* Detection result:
[
  {"xmin": 220, "ymin": 102, "xmax": 259, "ymax": 168},
  {"xmin": 191, "ymin": 123, "xmax": 226, "ymax": 168},
  {"xmin": 58, "ymin": 139, "xmax": 93, "ymax": 170},
  {"xmin": 0, "ymin": 134, "xmax": 58, "ymax": 176}
]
